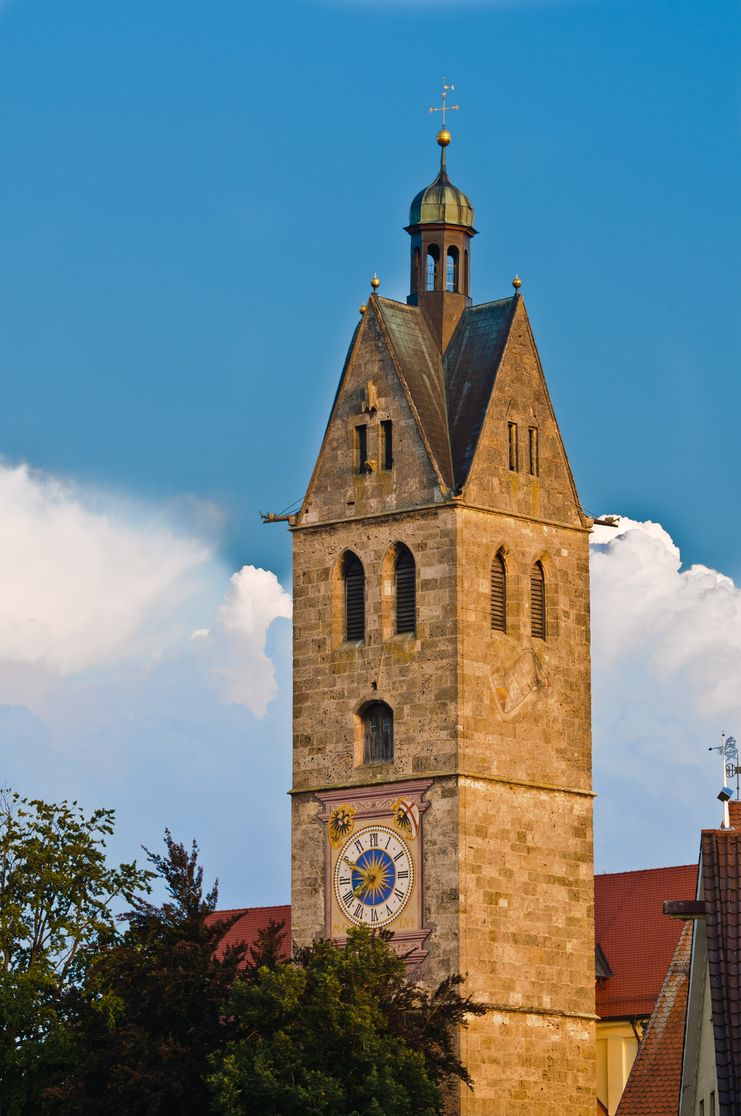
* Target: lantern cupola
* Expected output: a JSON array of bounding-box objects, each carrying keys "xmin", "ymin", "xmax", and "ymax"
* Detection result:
[{"xmin": 406, "ymin": 128, "xmax": 477, "ymax": 351}]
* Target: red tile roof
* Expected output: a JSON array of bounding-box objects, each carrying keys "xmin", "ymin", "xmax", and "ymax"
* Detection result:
[
  {"xmin": 595, "ymin": 864, "xmax": 697, "ymax": 1019},
  {"xmin": 615, "ymin": 920, "xmax": 692, "ymax": 1116},
  {"xmin": 207, "ymin": 904, "xmax": 291, "ymax": 962}
]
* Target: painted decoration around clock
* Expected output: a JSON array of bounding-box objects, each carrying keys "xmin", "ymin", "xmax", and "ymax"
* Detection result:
[
  {"xmin": 316, "ymin": 778, "xmax": 432, "ymax": 966},
  {"xmin": 333, "ymin": 825, "xmax": 414, "ymax": 927}
]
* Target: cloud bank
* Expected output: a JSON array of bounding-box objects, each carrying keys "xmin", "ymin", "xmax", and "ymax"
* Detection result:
[
  {"xmin": 0, "ymin": 461, "xmax": 293, "ymax": 905},
  {"xmin": 590, "ymin": 516, "xmax": 741, "ymax": 870}
]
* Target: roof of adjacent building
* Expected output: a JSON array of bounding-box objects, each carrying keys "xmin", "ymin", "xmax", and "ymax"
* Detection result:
[
  {"xmin": 700, "ymin": 815, "xmax": 741, "ymax": 1114},
  {"xmin": 206, "ymin": 904, "xmax": 291, "ymax": 962},
  {"xmin": 595, "ymin": 864, "xmax": 697, "ymax": 1019},
  {"xmin": 375, "ymin": 294, "xmax": 517, "ymax": 492},
  {"xmin": 615, "ymin": 921, "xmax": 692, "ymax": 1116}
]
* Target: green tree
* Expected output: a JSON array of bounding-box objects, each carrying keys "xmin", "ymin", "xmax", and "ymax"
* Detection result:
[
  {"xmin": 209, "ymin": 926, "xmax": 486, "ymax": 1116},
  {"xmin": 0, "ymin": 789, "xmax": 151, "ymax": 1115},
  {"xmin": 49, "ymin": 831, "xmax": 247, "ymax": 1115}
]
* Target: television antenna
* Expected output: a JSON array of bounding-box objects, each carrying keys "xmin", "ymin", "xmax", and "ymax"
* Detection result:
[{"xmin": 709, "ymin": 732, "xmax": 739, "ymax": 828}]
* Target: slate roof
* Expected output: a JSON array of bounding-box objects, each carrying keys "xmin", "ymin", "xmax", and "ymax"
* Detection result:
[
  {"xmin": 616, "ymin": 921, "xmax": 692, "ymax": 1116},
  {"xmin": 595, "ymin": 864, "xmax": 697, "ymax": 1019},
  {"xmin": 701, "ymin": 818, "xmax": 741, "ymax": 1115},
  {"xmin": 375, "ymin": 295, "xmax": 517, "ymax": 492}
]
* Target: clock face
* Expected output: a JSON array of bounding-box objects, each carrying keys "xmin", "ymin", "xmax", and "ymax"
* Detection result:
[{"xmin": 333, "ymin": 824, "xmax": 414, "ymax": 928}]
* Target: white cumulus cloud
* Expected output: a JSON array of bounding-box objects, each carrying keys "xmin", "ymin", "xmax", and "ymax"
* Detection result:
[
  {"xmin": 0, "ymin": 463, "xmax": 212, "ymax": 674},
  {"xmin": 590, "ymin": 515, "xmax": 741, "ymax": 870},
  {"xmin": 195, "ymin": 565, "xmax": 292, "ymax": 714}
]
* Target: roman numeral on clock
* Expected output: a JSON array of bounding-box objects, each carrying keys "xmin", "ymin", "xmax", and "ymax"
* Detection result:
[
  {"xmin": 369, "ymin": 832, "xmax": 378, "ymax": 847},
  {"xmin": 343, "ymin": 890, "xmax": 354, "ymax": 905},
  {"xmin": 397, "ymin": 870, "xmax": 408, "ymax": 879},
  {"xmin": 371, "ymin": 909, "xmax": 378, "ymax": 923},
  {"xmin": 394, "ymin": 888, "xmax": 404, "ymax": 901},
  {"xmin": 354, "ymin": 903, "xmax": 364, "ymax": 919}
]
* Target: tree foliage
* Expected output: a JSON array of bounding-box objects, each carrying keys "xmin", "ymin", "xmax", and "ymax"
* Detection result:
[
  {"xmin": 48, "ymin": 831, "xmax": 247, "ymax": 1115},
  {"xmin": 209, "ymin": 926, "xmax": 486, "ymax": 1116},
  {"xmin": 0, "ymin": 789, "xmax": 151, "ymax": 1115}
]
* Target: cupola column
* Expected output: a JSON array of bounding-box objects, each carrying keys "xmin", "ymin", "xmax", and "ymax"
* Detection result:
[{"xmin": 405, "ymin": 129, "xmax": 477, "ymax": 351}]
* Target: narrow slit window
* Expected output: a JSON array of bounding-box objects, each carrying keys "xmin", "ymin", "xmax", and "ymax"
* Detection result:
[
  {"xmin": 529, "ymin": 427, "xmax": 539, "ymax": 476},
  {"xmin": 354, "ymin": 424, "xmax": 368, "ymax": 473},
  {"xmin": 530, "ymin": 561, "xmax": 546, "ymax": 640},
  {"xmin": 491, "ymin": 550, "xmax": 506, "ymax": 632},
  {"xmin": 508, "ymin": 422, "xmax": 519, "ymax": 472},
  {"xmin": 381, "ymin": 420, "xmax": 393, "ymax": 470},
  {"xmin": 446, "ymin": 246, "xmax": 459, "ymax": 292},
  {"xmin": 395, "ymin": 546, "xmax": 416, "ymax": 635},
  {"xmin": 426, "ymin": 244, "xmax": 440, "ymax": 291},
  {"xmin": 363, "ymin": 701, "xmax": 393, "ymax": 763},
  {"xmin": 344, "ymin": 552, "xmax": 365, "ymax": 642}
]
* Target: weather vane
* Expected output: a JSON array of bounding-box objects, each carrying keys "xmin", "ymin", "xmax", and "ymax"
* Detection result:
[{"xmin": 429, "ymin": 77, "xmax": 460, "ymax": 129}]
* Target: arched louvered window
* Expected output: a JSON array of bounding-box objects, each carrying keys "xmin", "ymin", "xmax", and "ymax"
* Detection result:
[
  {"xmin": 344, "ymin": 552, "xmax": 365, "ymax": 642},
  {"xmin": 531, "ymin": 561, "xmax": 546, "ymax": 640},
  {"xmin": 491, "ymin": 550, "xmax": 506, "ymax": 632},
  {"xmin": 363, "ymin": 701, "xmax": 394, "ymax": 764},
  {"xmin": 395, "ymin": 546, "xmax": 416, "ymax": 635}
]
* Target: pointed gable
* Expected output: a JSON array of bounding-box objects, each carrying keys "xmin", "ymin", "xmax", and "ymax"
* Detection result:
[
  {"xmin": 300, "ymin": 291, "xmax": 584, "ymax": 527},
  {"xmin": 298, "ymin": 298, "xmax": 447, "ymax": 527}
]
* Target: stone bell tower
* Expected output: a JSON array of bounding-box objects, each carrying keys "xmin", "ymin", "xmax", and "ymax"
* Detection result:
[{"xmin": 289, "ymin": 116, "xmax": 595, "ymax": 1115}]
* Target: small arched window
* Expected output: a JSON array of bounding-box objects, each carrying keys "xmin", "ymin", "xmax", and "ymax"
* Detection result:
[
  {"xmin": 412, "ymin": 247, "xmax": 421, "ymax": 294},
  {"xmin": 395, "ymin": 546, "xmax": 416, "ymax": 635},
  {"xmin": 426, "ymin": 244, "xmax": 440, "ymax": 291},
  {"xmin": 491, "ymin": 550, "xmax": 506, "ymax": 632},
  {"xmin": 344, "ymin": 552, "xmax": 365, "ymax": 642},
  {"xmin": 464, "ymin": 249, "xmax": 469, "ymax": 295},
  {"xmin": 531, "ymin": 561, "xmax": 546, "ymax": 640},
  {"xmin": 363, "ymin": 701, "xmax": 394, "ymax": 764},
  {"xmin": 446, "ymin": 246, "xmax": 459, "ymax": 292}
]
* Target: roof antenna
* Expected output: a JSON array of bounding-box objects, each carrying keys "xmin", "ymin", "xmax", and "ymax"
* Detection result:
[{"xmin": 709, "ymin": 731, "xmax": 738, "ymax": 828}]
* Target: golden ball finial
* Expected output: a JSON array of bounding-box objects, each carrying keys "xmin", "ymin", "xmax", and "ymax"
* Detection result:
[
  {"xmin": 370, "ymin": 273, "xmax": 380, "ymax": 291},
  {"xmin": 359, "ymin": 303, "xmax": 367, "ymax": 315},
  {"xmin": 436, "ymin": 128, "xmax": 451, "ymax": 147},
  {"xmin": 512, "ymin": 274, "xmax": 523, "ymax": 291}
]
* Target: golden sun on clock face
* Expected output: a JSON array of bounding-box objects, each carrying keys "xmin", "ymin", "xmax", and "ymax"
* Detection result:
[{"xmin": 333, "ymin": 824, "xmax": 414, "ymax": 928}]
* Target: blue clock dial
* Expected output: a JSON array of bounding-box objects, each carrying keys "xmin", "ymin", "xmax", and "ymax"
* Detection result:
[{"xmin": 333, "ymin": 825, "xmax": 414, "ymax": 927}]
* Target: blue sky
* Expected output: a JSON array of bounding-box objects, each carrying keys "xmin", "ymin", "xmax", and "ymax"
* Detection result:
[{"xmin": 1, "ymin": 0, "xmax": 740, "ymax": 904}]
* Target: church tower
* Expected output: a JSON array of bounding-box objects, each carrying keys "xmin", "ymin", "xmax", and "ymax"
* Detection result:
[{"xmin": 289, "ymin": 119, "xmax": 595, "ymax": 1114}]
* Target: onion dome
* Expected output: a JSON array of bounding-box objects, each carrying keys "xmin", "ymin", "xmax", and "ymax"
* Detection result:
[{"xmin": 408, "ymin": 129, "xmax": 474, "ymax": 229}]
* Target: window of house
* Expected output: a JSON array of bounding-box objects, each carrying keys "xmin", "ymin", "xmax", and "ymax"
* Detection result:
[
  {"xmin": 363, "ymin": 701, "xmax": 394, "ymax": 763},
  {"xmin": 491, "ymin": 550, "xmax": 507, "ymax": 632},
  {"xmin": 381, "ymin": 420, "xmax": 393, "ymax": 470},
  {"xmin": 395, "ymin": 546, "xmax": 416, "ymax": 635},
  {"xmin": 354, "ymin": 424, "xmax": 368, "ymax": 473},
  {"xmin": 344, "ymin": 552, "xmax": 365, "ymax": 642},
  {"xmin": 508, "ymin": 422, "xmax": 519, "ymax": 472},
  {"xmin": 529, "ymin": 427, "xmax": 539, "ymax": 476},
  {"xmin": 531, "ymin": 561, "xmax": 546, "ymax": 640}
]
